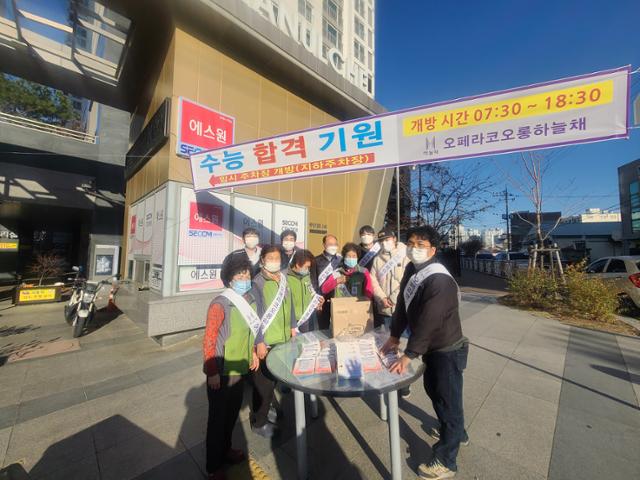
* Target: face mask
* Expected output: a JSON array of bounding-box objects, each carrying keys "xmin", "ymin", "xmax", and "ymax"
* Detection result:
[
  {"xmin": 282, "ymin": 241, "xmax": 295, "ymax": 251},
  {"xmin": 296, "ymin": 268, "xmax": 309, "ymax": 277},
  {"xmin": 326, "ymin": 246, "xmax": 338, "ymax": 256},
  {"xmin": 264, "ymin": 261, "xmax": 281, "ymax": 273},
  {"xmin": 244, "ymin": 237, "xmax": 259, "ymax": 249},
  {"xmin": 361, "ymin": 234, "xmax": 374, "ymax": 245},
  {"xmin": 382, "ymin": 240, "xmax": 395, "ymax": 252},
  {"xmin": 231, "ymin": 279, "xmax": 251, "ymax": 295},
  {"xmin": 344, "ymin": 258, "xmax": 358, "ymax": 269},
  {"xmin": 407, "ymin": 247, "xmax": 431, "ymax": 265}
]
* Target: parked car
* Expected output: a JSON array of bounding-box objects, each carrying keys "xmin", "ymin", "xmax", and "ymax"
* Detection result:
[
  {"xmin": 495, "ymin": 251, "xmax": 530, "ymax": 267},
  {"xmin": 585, "ymin": 256, "xmax": 640, "ymax": 307},
  {"xmin": 475, "ymin": 253, "xmax": 495, "ymax": 260}
]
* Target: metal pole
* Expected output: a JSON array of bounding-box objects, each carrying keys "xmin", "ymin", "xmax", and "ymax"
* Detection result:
[
  {"xmin": 505, "ymin": 187, "xmax": 511, "ymax": 251},
  {"xmin": 379, "ymin": 393, "xmax": 388, "ymax": 422},
  {"xmin": 294, "ymin": 390, "xmax": 308, "ymax": 479},
  {"xmin": 387, "ymin": 390, "xmax": 402, "ymax": 480},
  {"xmin": 396, "ymin": 166, "xmax": 401, "ymax": 237},
  {"xmin": 309, "ymin": 394, "xmax": 318, "ymax": 419}
]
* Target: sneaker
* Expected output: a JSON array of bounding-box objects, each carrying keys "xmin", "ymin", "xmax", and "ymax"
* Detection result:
[
  {"xmin": 418, "ymin": 458, "xmax": 456, "ymax": 479},
  {"xmin": 426, "ymin": 427, "xmax": 469, "ymax": 447},
  {"xmin": 251, "ymin": 422, "xmax": 279, "ymax": 438},
  {"xmin": 399, "ymin": 386, "xmax": 411, "ymax": 398},
  {"xmin": 224, "ymin": 448, "xmax": 246, "ymax": 464}
]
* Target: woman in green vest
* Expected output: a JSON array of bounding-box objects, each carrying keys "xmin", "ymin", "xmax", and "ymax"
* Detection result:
[
  {"xmin": 203, "ymin": 256, "xmax": 260, "ymax": 480},
  {"xmin": 321, "ymin": 242, "xmax": 374, "ymax": 299},
  {"xmin": 252, "ymin": 245, "xmax": 297, "ymax": 438},
  {"xmin": 287, "ymin": 249, "xmax": 324, "ymax": 332}
]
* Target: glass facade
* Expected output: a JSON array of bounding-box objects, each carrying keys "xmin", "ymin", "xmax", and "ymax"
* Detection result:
[{"xmin": 630, "ymin": 181, "xmax": 640, "ymax": 233}]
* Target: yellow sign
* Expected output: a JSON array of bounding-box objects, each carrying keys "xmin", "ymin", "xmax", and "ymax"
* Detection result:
[
  {"xmin": 0, "ymin": 241, "xmax": 18, "ymax": 251},
  {"xmin": 18, "ymin": 288, "xmax": 57, "ymax": 302},
  {"xmin": 403, "ymin": 79, "xmax": 614, "ymax": 136}
]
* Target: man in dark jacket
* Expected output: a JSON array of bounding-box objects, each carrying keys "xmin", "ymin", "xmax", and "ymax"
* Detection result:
[
  {"xmin": 310, "ymin": 234, "xmax": 341, "ymax": 330},
  {"xmin": 357, "ymin": 224, "xmax": 379, "ymax": 270},
  {"xmin": 382, "ymin": 225, "xmax": 468, "ymax": 480},
  {"xmin": 221, "ymin": 227, "xmax": 261, "ymax": 278}
]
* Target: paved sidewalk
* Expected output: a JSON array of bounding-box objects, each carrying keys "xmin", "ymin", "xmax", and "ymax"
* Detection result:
[{"xmin": 0, "ymin": 293, "xmax": 639, "ymax": 479}]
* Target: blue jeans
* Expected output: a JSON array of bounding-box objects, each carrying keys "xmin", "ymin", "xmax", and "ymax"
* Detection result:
[{"xmin": 423, "ymin": 343, "xmax": 468, "ymax": 471}]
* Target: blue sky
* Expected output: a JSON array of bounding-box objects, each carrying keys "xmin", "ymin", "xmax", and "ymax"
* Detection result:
[{"xmin": 375, "ymin": 0, "xmax": 640, "ymax": 231}]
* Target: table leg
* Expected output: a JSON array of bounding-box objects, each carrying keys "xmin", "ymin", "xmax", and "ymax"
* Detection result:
[
  {"xmin": 309, "ymin": 394, "xmax": 318, "ymax": 419},
  {"xmin": 387, "ymin": 390, "xmax": 402, "ymax": 480},
  {"xmin": 294, "ymin": 389, "xmax": 308, "ymax": 479},
  {"xmin": 379, "ymin": 393, "xmax": 388, "ymax": 422}
]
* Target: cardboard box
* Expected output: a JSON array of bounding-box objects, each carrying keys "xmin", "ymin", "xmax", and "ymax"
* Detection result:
[{"xmin": 330, "ymin": 297, "xmax": 373, "ymax": 338}]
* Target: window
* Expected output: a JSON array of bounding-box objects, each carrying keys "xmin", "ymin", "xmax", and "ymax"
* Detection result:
[
  {"xmin": 354, "ymin": 18, "xmax": 365, "ymax": 39},
  {"xmin": 298, "ymin": 0, "xmax": 312, "ymax": 22},
  {"xmin": 367, "ymin": 6, "xmax": 373, "ymax": 26},
  {"xmin": 354, "ymin": 40, "xmax": 365, "ymax": 63},
  {"xmin": 586, "ymin": 259, "xmax": 608, "ymax": 274},
  {"xmin": 323, "ymin": 0, "xmax": 341, "ymax": 25},
  {"xmin": 368, "ymin": 51, "xmax": 373, "ymax": 69},
  {"xmin": 127, "ymin": 260, "xmax": 134, "ymax": 280},
  {"xmin": 605, "ymin": 259, "xmax": 627, "ymax": 273},
  {"xmin": 355, "ymin": 0, "xmax": 365, "ymax": 17},
  {"xmin": 367, "ymin": 28, "xmax": 373, "ymax": 47},
  {"xmin": 630, "ymin": 181, "xmax": 640, "ymax": 233},
  {"xmin": 323, "ymin": 19, "xmax": 342, "ymax": 52}
]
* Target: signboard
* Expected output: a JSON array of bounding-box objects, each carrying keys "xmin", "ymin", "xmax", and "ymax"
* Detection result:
[
  {"xmin": 142, "ymin": 196, "xmax": 154, "ymax": 256},
  {"xmin": 177, "ymin": 97, "xmax": 235, "ymax": 158},
  {"xmin": 190, "ymin": 67, "xmax": 629, "ymax": 191},
  {"xmin": 274, "ymin": 204, "xmax": 306, "ymax": 248},
  {"xmin": 232, "ymin": 196, "xmax": 273, "ymax": 249},
  {"xmin": 177, "ymin": 187, "xmax": 231, "ymax": 266},
  {"xmin": 0, "ymin": 224, "xmax": 19, "ymax": 252},
  {"xmin": 178, "ymin": 265, "xmax": 223, "ymax": 291},
  {"xmin": 125, "ymin": 98, "xmax": 170, "ymax": 180},
  {"xmin": 16, "ymin": 286, "xmax": 61, "ymax": 305},
  {"xmin": 95, "ymin": 255, "xmax": 114, "ymax": 275},
  {"xmin": 152, "ymin": 187, "xmax": 166, "ymax": 266}
]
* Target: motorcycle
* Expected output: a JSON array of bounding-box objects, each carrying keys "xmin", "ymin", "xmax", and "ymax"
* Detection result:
[
  {"xmin": 64, "ymin": 267, "xmax": 84, "ymax": 324},
  {"xmin": 72, "ymin": 278, "xmax": 111, "ymax": 338}
]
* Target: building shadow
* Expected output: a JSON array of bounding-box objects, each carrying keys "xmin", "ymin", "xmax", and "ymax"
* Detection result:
[{"xmin": 82, "ymin": 305, "xmax": 123, "ymax": 336}]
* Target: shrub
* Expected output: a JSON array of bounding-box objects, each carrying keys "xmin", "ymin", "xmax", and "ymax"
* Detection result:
[
  {"xmin": 563, "ymin": 262, "xmax": 618, "ymax": 323},
  {"xmin": 508, "ymin": 268, "xmax": 559, "ymax": 309}
]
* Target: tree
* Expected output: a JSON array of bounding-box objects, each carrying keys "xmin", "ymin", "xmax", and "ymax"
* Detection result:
[
  {"xmin": 27, "ymin": 253, "xmax": 65, "ymax": 286},
  {"xmin": 460, "ymin": 237, "xmax": 484, "ymax": 257},
  {"xmin": 387, "ymin": 162, "xmax": 496, "ymax": 238},
  {"xmin": 0, "ymin": 74, "xmax": 79, "ymax": 127}
]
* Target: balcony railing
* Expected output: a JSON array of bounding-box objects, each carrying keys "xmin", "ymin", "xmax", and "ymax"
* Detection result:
[{"xmin": 0, "ymin": 111, "xmax": 98, "ymax": 144}]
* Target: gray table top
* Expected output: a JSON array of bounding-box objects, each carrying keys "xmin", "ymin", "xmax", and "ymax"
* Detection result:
[{"xmin": 265, "ymin": 329, "xmax": 425, "ymax": 397}]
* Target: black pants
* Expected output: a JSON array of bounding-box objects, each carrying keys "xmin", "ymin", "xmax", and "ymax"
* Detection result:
[
  {"xmin": 206, "ymin": 375, "xmax": 245, "ymax": 473},
  {"xmin": 251, "ymin": 360, "xmax": 275, "ymax": 427},
  {"xmin": 317, "ymin": 296, "xmax": 332, "ymax": 330},
  {"xmin": 423, "ymin": 343, "xmax": 468, "ymax": 471}
]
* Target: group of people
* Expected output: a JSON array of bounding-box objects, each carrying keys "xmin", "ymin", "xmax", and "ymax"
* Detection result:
[{"xmin": 204, "ymin": 224, "xmax": 468, "ymax": 480}]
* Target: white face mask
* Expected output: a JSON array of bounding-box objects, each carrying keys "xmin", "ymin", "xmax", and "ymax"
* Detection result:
[
  {"xmin": 282, "ymin": 240, "xmax": 295, "ymax": 252},
  {"xmin": 361, "ymin": 234, "xmax": 374, "ymax": 245},
  {"xmin": 244, "ymin": 236, "xmax": 259, "ymax": 249},
  {"xmin": 382, "ymin": 240, "xmax": 395, "ymax": 252},
  {"xmin": 407, "ymin": 247, "xmax": 432, "ymax": 265},
  {"xmin": 264, "ymin": 261, "xmax": 281, "ymax": 273},
  {"xmin": 325, "ymin": 245, "xmax": 338, "ymax": 256}
]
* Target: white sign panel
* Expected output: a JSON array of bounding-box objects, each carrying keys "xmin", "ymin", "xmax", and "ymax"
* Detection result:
[
  {"xmin": 133, "ymin": 202, "xmax": 144, "ymax": 255},
  {"xmin": 191, "ymin": 67, "xmax": 629, "ymax": 191},
  {"xmin": 142, "ymin": 196, "xmax": 154, "ymax": 256},
  {"xmin": 274, "ymin": 204, "xmax": 306, "ymax": 248},
  {"xmin": 152, "ymin": 187, "xmax": 166, "ymax": 266},
  {"xmin": 178, "ymin": 265, "xmax": 223, "ymax": 292},
  {"xmin": 177, "ymin": 187, "xmax": 231, "ymax": 266},
  {"xmin": 232, "ymin": 196, "xmax": 273, "ymax": 249}
]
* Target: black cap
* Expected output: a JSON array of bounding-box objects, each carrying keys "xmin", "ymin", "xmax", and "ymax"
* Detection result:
[{"xmin": 377, "ymin": 228, "xmax": 395, "ymax": 241}]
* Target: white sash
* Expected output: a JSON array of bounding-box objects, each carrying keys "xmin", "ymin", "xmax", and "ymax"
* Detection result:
[
  {"xmin": 359, "ymin": 242, "xmax": 381, "ymax": 267},
  {"xmin": 377, "ymin": 250, "xmax": 405, "ymax": 283},
  {"xmin": 404, "ymin": 263, "xmax": 460, "ymax": 311},
  {"xmin": 318, "ymin": 261, "xmax": 335, "ymax": 286},
  {"xmin": 260, "ymin": 273, "xmax": 288, "ymax": 337},
  {"xmin": 219, "ymin": 289, "xmax": 262, "ymax": 338},
  {"xmin": 295, "ymin": 293, "xmax": 322, "ymax": 329}
]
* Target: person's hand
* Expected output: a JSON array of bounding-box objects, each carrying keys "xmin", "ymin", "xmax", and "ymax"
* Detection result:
[
  {"xmin": 257, "ymin": 342, "xmax": 268, "ymax": 360},
  {"xmin": 291, "ymin": 328, "xmax": 298, "ymax": 337},
  {"xmin": 207, "ymin": 374, "xmax": 221, "ymax": 390},
  {"xmin": 389, "ymin": 355, "xmax": 411, "ymax": 374},
  {"xmin": 250, "ymin": 350, "xmax": 260, "ymax": 371},
  {"xmin": 336, "ymin": 275, "xmax": 347, "ymax": 285},
  {"xmin": 380, "ymin": 336, "xmax": 400, "ymax": 354},
  {"xmin": 382, "ymin": 297, "xmax": 393, "ymax": 309},
  {"xmin": 316, "ymin": 296, "xmax": 325, "ymax": 311}
]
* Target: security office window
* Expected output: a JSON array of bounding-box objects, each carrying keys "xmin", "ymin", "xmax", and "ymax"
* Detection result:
[{"xmin": 630, "ymin": 181, "xmax": 640, "ymax": 233}]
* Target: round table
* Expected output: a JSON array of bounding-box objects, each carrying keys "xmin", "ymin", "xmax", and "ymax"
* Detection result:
[{"xmin": 266, "ymin": 329, "xmax": 425, "ymax": 480}]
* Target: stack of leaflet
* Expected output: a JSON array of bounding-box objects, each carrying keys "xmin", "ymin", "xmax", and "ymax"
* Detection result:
[
  {"xmin": 314, "ymin": 343, "xmax": 336, "ymax": 374},
  {"xmin": 292, "ymin": 339, "xmax": 321, "ymax": 376},
  {"xmin": 380, "ymin": 349, "xmax": 399, "ymax": 369},
  {"xmin": 358, "ymin": 337, "xmax": 382, "ymax": 372},
  {"xmin": 336, "ymin": 341, "xmax": 363, "ymax": 379}
]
